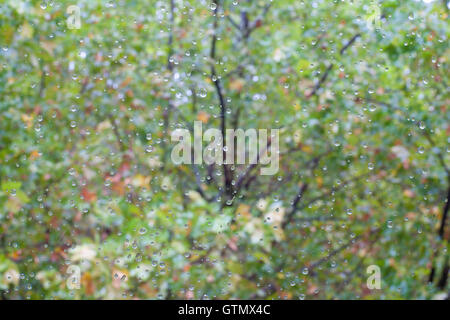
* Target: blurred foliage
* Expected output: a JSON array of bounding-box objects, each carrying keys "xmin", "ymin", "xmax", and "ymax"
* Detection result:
[{"xmin": 0, "ymin": 0, "xmax": 449, "ymax": 299}]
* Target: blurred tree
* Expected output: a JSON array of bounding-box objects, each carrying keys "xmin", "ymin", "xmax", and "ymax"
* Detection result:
[{"xmin": 0, "ymin": 0, "xmax": 448, "ymax": 299}]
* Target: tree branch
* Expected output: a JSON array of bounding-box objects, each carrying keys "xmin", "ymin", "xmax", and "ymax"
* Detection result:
[
  {"xmin": 211, "ymin": 0, "xmax": 233, "ymax": 197},
  {"xmin": 307, "ymin": 34, "xmax": 360, "ymax": 98}
]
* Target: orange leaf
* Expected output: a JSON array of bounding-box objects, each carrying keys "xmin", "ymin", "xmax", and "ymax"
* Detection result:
[
  {"xmin": 81, "ymin": 187, "xmax": 97, "ymax": 203},
  {"xmin": 197, "ymin": 111, "xmax": 210, "ymax": 123}
]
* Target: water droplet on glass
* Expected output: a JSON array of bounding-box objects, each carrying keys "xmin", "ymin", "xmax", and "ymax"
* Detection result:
[
  {"xmin": 198, "ymin": 88, "xmax": 207, "ymax": 98},
  {"xmin": 418, "ymin": 122, "xmax": 426, "ymax": 130}
]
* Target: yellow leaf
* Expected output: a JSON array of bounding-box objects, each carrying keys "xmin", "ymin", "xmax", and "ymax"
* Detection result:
[
  {"xmin": 197, "ymin": 111, "xmax": 210, "ymax": 123},
  {"xmin": 21, "ymin": 113, "xmax": 34, "ymax": 128},
  {"xmin": 0, "ymin": 24, "xmax": 14, "ymax": 45},
  {"xmin": 20, "ymin": 22, "xmax": 33, "ymax": 39},
  {"xmin": 316, "ymin": 176, "xmax": 323, "ymax": 187},
  {"xmin": 97, "ymin": 120, "xmax": 111, "ymax": 131},
  {"xmin": 132, "ymin": 174, "xmax": 150, "ymax": 188},
  {"xmin": 236, "ymin": 204, "xmax": 250, "ymax": 217},
  {"xmin": 229, "ymin": 78, "xmax": 245, "ymax": 92},
  {"xmin": 302, "ymin": 145, "xmax": 313, "ymax": 153}
]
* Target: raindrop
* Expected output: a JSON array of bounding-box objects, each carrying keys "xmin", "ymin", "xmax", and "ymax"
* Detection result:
[{"xmin": 418, "ymin": 122, "xmax": 426, "ymax": 130}]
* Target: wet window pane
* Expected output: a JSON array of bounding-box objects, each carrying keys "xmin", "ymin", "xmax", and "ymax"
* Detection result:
[{"xmin": 0, "ymin": 0, "xmax": 448, "ymax": 300}]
